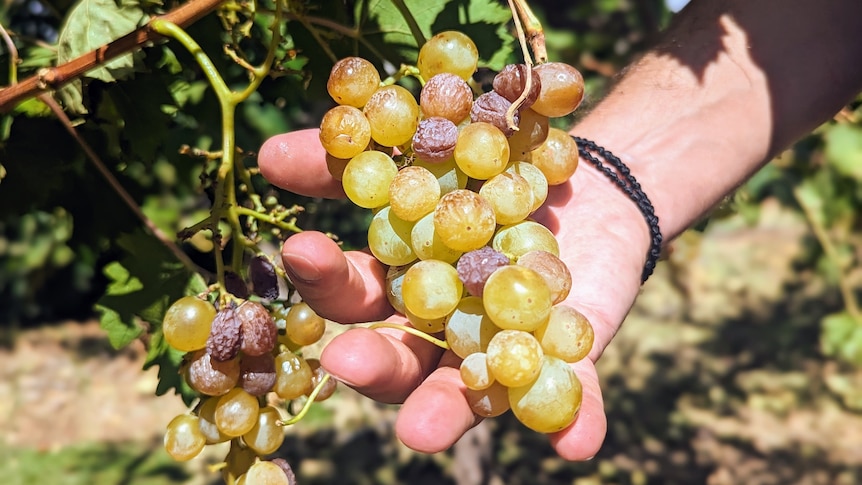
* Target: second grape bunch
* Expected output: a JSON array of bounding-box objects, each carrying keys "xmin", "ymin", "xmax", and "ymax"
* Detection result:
[{"xmin": 320, "ymin": 30, "xmax": 594, "ymax": 434}]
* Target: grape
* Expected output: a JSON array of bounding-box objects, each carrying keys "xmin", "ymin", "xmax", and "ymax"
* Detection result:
[
  {"xmin": 197, "ymin": 397, "xmax": 229, "ymax": 444},
  {"xmin": 385, "ymin": 263, "xmax": 412, "ymax": 314},
  {"xmin": 529, "ymin": 127, "xmax": 580, "ymax": 185},
  {"xmin": 505, "ymin": 161, "xmax": 548, "ymax": 212},
  {"xmin": 482, "ymin": 265, "xmax": 552, "ymax": 332},
  {"xmin": 411, "ymin": 117, "xmax": 458, "ymax": 164},
  {"xmin": 508, "ymin": 355, "xmax": 582, "ymax": 433},
  {"xmin": 389, "ymin": 165, "xmax": 441, "ymax": 221},
  {"xmin": 237, "ymin": 301, "xmax": 278, "ymax": 357},
  {"xmin": 455, "ymin": 246, "xmax": 510, "ymax": 297},
  {"xmin": 533, "ymin": 305, "xmax": 594, "ymax": 363},
  {"xmin": 459, "ymin": 352, "xmax": 494, "ymax": 390},
  {"xmin": 207, "ymin": 305, "xmax": 241, "ymax": 362},
  {"xmin": 185, "ymin": 349, "xmax": 240, "ymax": 396},
  {"xmin": 239, "ymin": 352, "xmax": 277, "ymax": 396},
  {"xmin": 444, "ymin": 296, "xmax": 501, "ymax": 358},
  {"xmin": 465, "ymin": 381, "xmax": 510, "ymax": 417},
  {"xmin": 530, "ymin": 62, "xmax": 585, "ymax": 118},
  {"xmin": 284, "ymin": 301, "xmax": 327, "ymax": 346},
  {"xmin": 507, "ymin": 108, "xmax": 549, "ymax": 159},
  {"xmin": 516, "ymin": 250, "xmax": 572, "ymax": 305},
  {"xmin": 401, "ymin": 259, "xmax": 463, "ymax": 320},
  {"xmin": 164, "ymin": 414, "xmax": 206, "ymax": 462},
  {"xmin": 214, "ymin": 387, "xmax": 260, "ymax": 437},
  {"xmin": 419, "ymin": 73, "xmax": 473, "ymax": 123},
  {"xmin": 222, "ymin": 443, "xmax": 257, "ymax": 484},
  {"xmin": 493, "ymin": 63, "xmax": 542, "ymax": 108},
  {"xmin": 411, "ymin": 212, "xmax": 463, "ymax": 264},
  {"xmin": 243, "ymin": 406, "xmax": 285, "ymax": 455},
  {"xmin": 306, "ymin": 358, "xmax": 338, "ymax": 401},
  {"xmin": 250, "ymin": 256, "xmax": 280, "ymax": 300},
  {"xmin": 325, "ymin": 153, "xmax": 350, "ymax": 181},
  {"xmin": 470, "ymin": 91, "xmax": 518, "ymax": 137},
  {"xmin": 318, "ymin": 105, "xmax": 372, "ymax": 159},
  {"xmin": 417, "ymin": 31, "xmax": 478, "ymax": 82},
  {"xmin": 327, "ymin": 56, "xmax": 381, "ymax": 108},
  {"xmin": 274, "ymin": 351, "xmax": 313, "ymax": 400},
  {"xmin": 245, "ymin": 461, "xmax": 292, "ymax": 485},
  {"xmin": 342, "ymin": 150, "xmax": 398, "ymax": 208},
  {"xmin": 269, "ymin": 458, "xmax": 298, "ymax": 485},
  {"xmin": 414, "ymin": 158, "xmax": 468, "ymax": 195},
  {"xmin": 492, "ymin": 220, "xmax": 560, "ymax": 260},
  {"xmin": 363, "ymin": 85, "xmax": 420, "ymax": 147},
  {"xmin": 225, "ymin": 271, "xmax": 250, "ymax": 299},
  {"xmin": 367, "ymin": 206, "xmax": 417, "ymax": 267},
  {"xmin": 163, "ymin": 295, "xmax": 215, "ymax": 352},
  {"xmin": 478, "ymin": 171, "xmax": 534, "ymax": 225},
  {"xmin": 406, "ymin": 307, "xmax": 447, "ymax": 333},
  {"xmin": 453, "ymin": 122, "xmax": 510, "ymax": 180},
  {"xmin": 433, "ymin": 189, "xmax": 496, "ymax": 252},
  {"xmin": 486, "ymin": 329, "xmax": 544, "ymax": 387}
]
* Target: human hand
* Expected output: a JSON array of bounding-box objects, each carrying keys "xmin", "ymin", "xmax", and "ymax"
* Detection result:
[{"xmin": 257, "ymin": 128, "xmax": 652, "ymax": 460}]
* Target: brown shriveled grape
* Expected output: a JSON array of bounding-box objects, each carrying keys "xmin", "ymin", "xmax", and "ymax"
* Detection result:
[
  {"xmin": 207, "ymin": 305, "xmax": 242, "ymax": 362},
  {"xmin": 185, "ymin": 349, "xmax": 240, "ymax": 396},
  {"xmin": 530, "ymin": 62, "xmax": 585, "ymax": 118},
  {"xmin": 470, "ymin": 91, "xmax": 518, "ymax": 137},
  {"xmin": 420, "ymin": 73, "xmax": 474, "ymax": 124},
  {"xmin": 493, "ymin": 63, "xmax": 542, "ymax": 108},
  {"xmin": 237, "ymin": 301, "xmax": 278, "ymax": 357},
  {"xmin": 412, "ymin": 117, "xmax": 458, "ymax": 164},
  {"xmin": 239, "ymin": 352, "xmax": 277, "ymax": 396},
  {"xmin": 249, "ymin": 256, "xmax": 280, "ymax": 300},
  {"xmin": 306, "ymin": 358, "xmax": 338, "ymax": 401},
  {"xmin": 456, "ymin": 246, "xmax": 510, "ymax": 297}
]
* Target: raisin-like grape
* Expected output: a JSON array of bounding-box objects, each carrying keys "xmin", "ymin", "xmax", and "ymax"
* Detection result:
[
  {"xmin": 412, "ymin": 117, "xmax": 458, "ymax": 164},
  {"xmin": 224, "ymin": 271, "xmax": 250, "ymax": 299},
  {"xmin": 239, "ymin": 352, "xmax": 277, "ymax": 396},
  {"xmin": 237, "ymin": 301, "xmax": 278, "ymax": 356},
  {"xmin": 249, "ymin": 256, "xmax": 280, "ymax": 300},
  {"xmin": 493, "ymin": 64, "xmax": 541, "ymax": 108},
  {"xmin": 470, "ymin": 91, "xmax": 519, "ymax": 137},
  {"xmin": 419, "ymin": 73, "xmax": 473, "ymax": 123},
  {"xmin": 207, "ymin": 305, "xmax": 242, "ymax": 362},
  {"xmin": 456, "ymin": 246, "xmax": 510, "ymax": 297}
]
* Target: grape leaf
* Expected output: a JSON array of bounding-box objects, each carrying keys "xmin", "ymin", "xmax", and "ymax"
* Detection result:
[
  {"xmin": 821, "ymin": 311, "xmax": 862, "ymax": 366},
  {"xmin": 144, "ymin": 324, "xmax": 197, "ymax": 405},
  {"xmin": 824, "ymin": 123, "xmax": 862, "ymax": 182}
]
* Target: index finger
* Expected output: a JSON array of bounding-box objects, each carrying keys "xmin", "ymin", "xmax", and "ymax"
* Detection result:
[{"xmin": 258, "ymin": 128, "xmax": 346, "ymax": 199}]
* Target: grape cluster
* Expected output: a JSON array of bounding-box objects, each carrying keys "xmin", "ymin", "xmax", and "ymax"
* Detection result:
[
  {"xmin": 161, "ymin": 257, "xmax": 332, "ymax": 484},
  {"xmin": 321, "ymin": 31, "xmax": 594, "ymax": 434}
]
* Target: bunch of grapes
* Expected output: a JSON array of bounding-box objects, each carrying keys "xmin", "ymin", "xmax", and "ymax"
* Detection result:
[
  {"xmin": 320, "ymin": 31, "xmax": 595, "ymax": 434},
  {"xmin": 160, "ymin": 257, "xmax": 334, "ymax": 484}
]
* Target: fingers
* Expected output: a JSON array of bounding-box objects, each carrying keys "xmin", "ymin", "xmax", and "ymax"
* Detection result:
[
  {"xmin": 548, "ymin": 359, "xmax": 607, "ymax": 461},
  {"xmin": 281, "ymin": 231, "xmax": 391, "ymax": 324},
  {"xmin": 258, "ymin": 129, "xmax": 345, "ymax": 199}
]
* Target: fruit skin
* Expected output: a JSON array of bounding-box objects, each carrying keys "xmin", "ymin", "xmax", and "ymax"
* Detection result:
[
  {"xmin": 508, "ymin": 356, "xmax": 582, "ymax": 434},
  {"xmin": 530, "ymin": 62, "xmax": 585, "ymax": 118},
  {"xmin": 163, "ymin": 296, "xmax": 216, "ymax": 352},
  {"xmin": 164, "ymin": 414, "xmax": 206, "ymax": 462},
  {"xmin": 236, "ymin": 301, "xmax": 278, "ymax": 357},
  {"xmin": 417, "ymin": 31, "xmax": 479, "ymax": 82}
]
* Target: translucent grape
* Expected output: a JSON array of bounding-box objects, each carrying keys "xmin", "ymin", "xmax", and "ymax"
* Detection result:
[
  {"xmin": 460, "ymin": 352, "xmax": 494, "ymax": 390},
  {"xmin": 420, "ymin": 73, "xmax": 473, "ymax": 123},
  {"xmin": 207, "ymin": 305, "xmax": 241, "ymax": 362},
  {"xmin": 492, "ymin": 220, "xmax": 559, "ymax": 260},
  {"xmin": 284, "ymin": 301, "xmax": 327, "ymax": 346},
  {"xmin": 385, "ymin": 263, "xmax": 412, "ymax": 314},
  {"xmin": 486, "ymin": 329, "xmax": 544, "ymax": 387},
  {"xmin": 516, "ymin": 250, "xmax": 572, "ymax": 305},
  {"xmin": 508, "ymin": 108, "xmax": 549, "ymax": 159},
  {"xmin": 505, "ymin": 161, "xmax": 548, "ymax": 212},
  {"xmin": 363, "ymin": 85, "xmax": 420, "ymax": 147},
  {"xmin": 478, "ymin": 171, "xmax": 534, "ymax": 225},
  {"xmin": 508, "ymin": 356, "xmax": 582, "ymax": 433},
  {"xmin": 414, "ymin": 158, "xmax": 468, "ymax": 195},
  {"xmin": 237, "ymin": 300, "xmax": 278, "ymax": 357},
  {"xmin": 244, "ymin": 461, "xmax": 292, "ymax": 485},
  {"xmin": 164, "ymin": 414, "xmax": 206, "ymax": 462},
  {"xmin": 466, "ymin": 381, "xmax": 510, "ymax": 417},
  {"xmin": 433, "ymin": 189, "xmax": 496, "ymax": 252},
  {"xmin": 444, "ymin": 296, "xmax": 501, "ymax": 358},
  {"xmin": 342, "ymin": 150, "xmax": 398, "ymax": 208},
  {"xmin": 214, "ymin": 387, "xmax": 260, "ymax": 437},
  {"xmin": 197, "ymin": 397, "xmax": 229, "ymax": 444},
  {"xmin": 239, "ymin": 352, "xmax": 277, "ymax": 397},
  {"xmin": 534, "ymin": 305, "xmax": 594, "ymax": 363},
  {"xmin": 493, "ymin": 63, "xmax": 542, "ymax": 108},
  {"xmin": 243, "ymin": 406, "xmax": 285, "ymax": 455},
  {"xmin": 367, "ymin": 206, "xmax": 417, "ymax": 266},
  {"xmin": 306, "ymin": 358, "xmax": 338, "ymax": 401},
  {"xmin": 412, "ymin": 117, "xmax": 458, "ymax": 164},
  {"xmin": 470, "ymin": 91, "xmax": 518, "ymax": 137},
  {"xmin": 185, "ymin": 349, "xmax": 240, "ymax": 396},
  {"xmin": 530, "ymin": 62, "xmax": 585, "ymax": 118},
  {"xmin": 402, "ymin": 259, "xmax": 463, "ymax": 320},
  {"xmin": 327, "ymin": 56, "xmax": 381, "ymax": 107},
  {"xmin": 163, "ymin": 295, "xmax": 216, "ymax": 352},
  {"xmin": 411, "ymin": 212, "xmax": 463, "ymax": 264},
  {"xmin": 455, "ymin": 246, "xmax": 510, "ymax": 297},
  {"xmin": 529, "ymin": 127, "xmax": 579, "ymax": 185},
  {"xmin": 453, "ymin": 122, "xmax": 510, "ymax": 180},
  {"xmin": 318, "ymin": 105, "xmax": 371, "ymax": 159},
  {"xmin": 482, "ymin": 265, "xmax": 552, "ymax": 331},
  {"xmin": 389, "ymin": 165, "xmax": 441, "ymax": 221},
  {"xmin": 274, "ymin": 351, "xmax": 313, "ymax": 400},
  {"xmin": 417, "ymin": 31, "xmax": 478, "ymax": 81},
  {"xmin": 269, "ymin": 458, "xmax": 297, "ymax": 485}
]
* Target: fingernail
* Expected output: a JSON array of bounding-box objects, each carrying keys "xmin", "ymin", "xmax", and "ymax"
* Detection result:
[{"xmin": 282, "ymin": 252, "xmax": 322, "ymax": 283}]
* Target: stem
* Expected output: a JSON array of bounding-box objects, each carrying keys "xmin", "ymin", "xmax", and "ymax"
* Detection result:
[
  {"xmin": 235, "ymin": 206, "xmax": 302, "ymax": 233},
  {"xmin": 0, "ymin": 21, "xmax": 17, "ymax": 139},
  {"xmin": 367, "ymin": 322, "xmax": 449, "ymax": 349},
  {"xmin": 278, "ymin": 374, "xmax": 331, "ymax": 426},
  {"xmin": 390, "ymin": 0, "xmax": 426, "ymax": 46},
  {"xmin": 504, "ymin": 0, "xmax": 535, "ymax": 131},
  {"xmin": 511, "ymin": 0, "xmax": 547, "ymax": 63},
  {"xmin": 283, "ymin": 12, "xmax": 389, "ymax": 65}
]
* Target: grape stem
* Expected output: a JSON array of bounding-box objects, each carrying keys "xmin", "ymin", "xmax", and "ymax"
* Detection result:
[
  {"xmin": 390, "ymin": 0, "xmax": 426, "ymax": 46},
  {"xmin": 505, "ymin": 0, "xmax": 537, "ymax": 131},
  {"xmin": 511, "ymin": 0, "xmax": 548, "ymax": 63},
  {"xmin": 278, "ymin": 374, "xmax": 332, "ymax": 426},
  {"xmin": 367, "ymin": 322, "xmax": 450, "ymax": 350}
]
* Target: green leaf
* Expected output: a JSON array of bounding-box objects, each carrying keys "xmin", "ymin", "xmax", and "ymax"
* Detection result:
[
  {"xmin": 144, "ymin": 325, "xmax": 197, "ymax": 405},
  {"xmin": 821, "ymin": 311, "xmax": 862, "ymax": 366},
  {"xmin": 824, "ymin": 123, "xmax": 862, "ymax": 182}
]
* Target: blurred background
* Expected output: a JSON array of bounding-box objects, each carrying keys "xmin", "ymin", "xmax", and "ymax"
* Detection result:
[{"xmin": 2, "ymin": 0, "xmax": 862, "ymax": 483}]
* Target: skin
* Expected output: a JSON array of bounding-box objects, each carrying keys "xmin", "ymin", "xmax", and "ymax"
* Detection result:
[{"xmin": 257, "ymin": 0, "xmax": 862, "ymax": 460}]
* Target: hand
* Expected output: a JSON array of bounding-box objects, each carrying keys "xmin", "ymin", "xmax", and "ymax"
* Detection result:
[{"xmin": 257, "ymin": 128, "xmax": 651, "ymax": 460}]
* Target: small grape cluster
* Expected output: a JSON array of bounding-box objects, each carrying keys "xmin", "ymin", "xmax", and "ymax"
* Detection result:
[
  {"xmin": 321, "ymin": 31, "xmax": 594, "ymax": 434},
  {"xmin": 161, "ymin": 257, "xmax": 334, "ymax": 484}
]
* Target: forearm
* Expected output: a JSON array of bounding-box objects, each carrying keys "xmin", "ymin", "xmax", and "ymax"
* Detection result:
[{"xmin": 572, "ymin": 0, "xmax": 862, "ymax": 240}]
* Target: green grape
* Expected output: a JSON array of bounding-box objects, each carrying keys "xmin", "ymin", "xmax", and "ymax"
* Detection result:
[
  {"xmin": 163, "ymin": 295, "xmax": 215, "ymax": 352},
  {"xmin": 508, "ymin": 356, "xmax": 582, "ymax": 433},
  {"xmin": 453, "ymin": 122, "xmax": 510, "ymax": 180},
  {"xmin": 459, "ymin": 352, "xmax": 494, "ymax": 390},
  {"xmin": 363, "ymin": 85, "xmax": 420, "ymax": 147},
  {"xmin": 388, "ymin": 165, "xmax": 441, "ymax": 222},
  {"xmin": 244, "ymin": 461, "xmax": 292, "ymax": 485},
  {"xmin": 411, "ymin": 212, "xmax": 463, "ymax": 264},
  {"xmin": 185, "ymin": 349, "xmax": 240, "ymax": 396},
  {"xmin": 342, "ymin": 151, "xmax": 398, "ymax": 208},
  {"xmin": 517, "ymin": 250, "xmax": 572, "ymax": 305},
  {"xmin": 433, "ymin": 189, "xmax": 496, "ymax": 252},
  {"xmin": 482, "ymin": 265, "xmax": 552, "ymax": 332},
  {"xmin": 327, "ymin": 56, "xmax": 381, "ymax": 107},
  {"xmin": 243, "ymin": 406, "xmax": 285, "ymax": 456},
  {"xmin": 417, "ymin": 31, "xmax": 478, "ymax": 81},
  {"xmin": 466, "ymin": 381, "xmax": 510, "ymax": 418},
  {"xmin": 402, "ymin": 259, "xmax": 463, "ymax": 320},
  {"xmin": 413, "ymin": 158, "xmax": 468, "ymax": 195},
  {"xmin": 214, "ymin": 387, "xmax": 260, "ymax": 437},
  {"xmin": 318, "ymin": 105, "xmax": 371, "ymax": 159},
  {"xmin": 485, "ymin": 329, "xmax": 543, "ymax": 387},
  {"xmin": 505, "ymin": 161, "xmax": 548, "ymax": 212},
  {"xmin": 530, "ymin": 62, "xmax": 585, "ymax": 118},
  {"xmin": 274, "ymin": 351, "xmax": 314, "ymax": 400},
  {"xmin": 163, "ymin": 414, "xmax": 206, "ymax": 462},
  {"xmin": 492, "ymin": 220, "xmax": 559, "ymax": 260},
  {"xmin": 222, "ymin": 442, "xmax": 257, "ymax": 484},
  {"xmin": 284, "ymin": 301, "xmax": 326, "ymax": 346},
  {"xmin": 478, "ymin": 171, "xmax": 534, "ymax": 225},
  {"xmin": 368, "ymin": 206, "xmax": 417, "ymax": 267},
  {"xmin": 508, "ymin": 108, "xmax": 549, "ymax": 160},
  {"xmin": 534, "ymin": 305, "xmax": 594, "ymax": 363},
  {"xmin": 529, "ymin": 127, "xmax": 579, "ymax": 185},
  {"xmin": 444, "ymin": 296, "xmax": 501, "ymax": 358},
  {"xmin": 197, "ymin": 396, "xmax": 230, "ymax": 444}
]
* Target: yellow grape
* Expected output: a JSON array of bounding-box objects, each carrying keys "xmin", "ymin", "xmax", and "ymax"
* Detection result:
[
  {"xmin": 417, "ymin": 31, "xmax": 478, "ymax": 82},
  {"xmin": 466, "ymin": 381, "xmax": 510, "ymax": 418},
  {"xmin": 244, "ymin": 461, "xmax": 291, "ymax": 485},
  {"xmin": 492, "ymin": 220, "xmax": 559, "ymax": 260},
  {"xmin": 529, "ymin": 127, "xmax": 580, "ymax": 185},
  {"xmin": 516, "ymin": 250, "xmax": 572, "ymax": 305},
  {"xmin": 530, "ymin": 62, "xmax": 585, "ymax": 118},
  {"xmin": 363, "ymin": 85, "xmax": 420, "ymax": 147},
  {"xmin": 327, "ymin": 56, "xmax": 381, "ymax": 107},
  {"xmin": 413, "ymin": 158, "xmax": 468, "ymax": 195},
  {"xmin": 367, "ymin": 206, "xmax": 417, "ymax": 267},
  {"xmin": 163, "ymin": 295, "xmax": 215, "ymax": 352},
  {"xmin": 318, "ymin": 105, "xmax": 371, "ymax": 159},
  {"xmin": 197, "ymin": 396, "xmax": 230, "ymax": 444},
  {"xmin": 411, "ymin": 212, "xmax": 463, "ymax": 264},
  {"xmin": 485, "ymin": 329, "xmax": 543, "ymax": 387},
  {"xmin": 482, "ymin": 265, "xmax": 552, "ymax": 332},
  {"xmin": 388, "ymin": 165, "xmax": 441, "ymax": 222},
  {"xmin": 453, "ymin": 122, "xmax": 510, "ymax": 180},
  {"xmin": 508, "ymin": 356, "xmax": 582, "ymax": 433},
  {"xmin": 444, "ymin": 296, "xmax": 501, "ymax": 359},
  {"xmin": 459, "ymin": 352, "xmax": 494, "ymax": 390},
  {"xmin": 508, "ymin": 108, "xmax": 549, "ymax": 159},
  {"xmin": 402, "ymin": 259, "xmax": 463, "ymax": 320},
  {"xmin": 533, "ymin": 305, "xmax": 594, "ymax": 363},
  {"xmin": 342, "ymin": 151, "xmax": 398, "ymax": 208},
  {"xmin": 478, "ymin": 171, "xmax": 534, "ymax": 225},
  {"xmin": 284, "ymin": 301, "xmax": 326, "ymax": 346},
  {"xmin": 505, "ymin": 161, "xmax": 548, "ymax": 212},
  {"xmin": 243, "ymin": 406, "xmax": 285, "ymax": 456},
  {"xmin": 164, "ymin": 414, "xmax": 206, "ymax": 462},
  {"xmin": 274, "ymin": 351, "xmax": 313, "ymax": 400},
  {"xmin": 433, "ymin": 189, "xmax": 496, "ymax": 252},
  {"xmin": 214, "ymin": 387, "xmax": 260, "ymax": 437}
]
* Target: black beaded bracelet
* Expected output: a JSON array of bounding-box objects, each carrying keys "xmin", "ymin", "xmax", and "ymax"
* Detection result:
[{"xmin": 572, "ymin": 136, "xmax": 663, "ymax": 284}]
